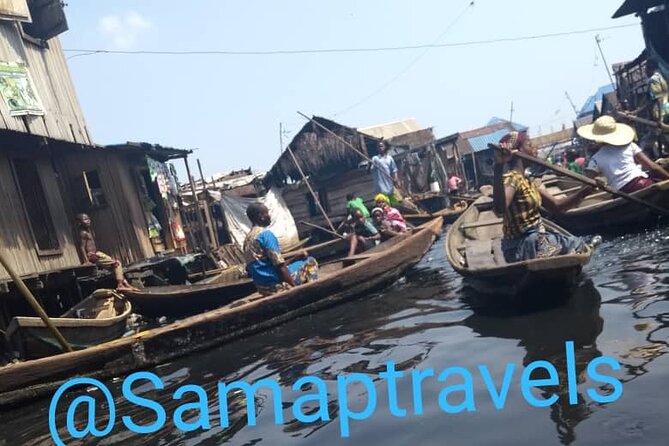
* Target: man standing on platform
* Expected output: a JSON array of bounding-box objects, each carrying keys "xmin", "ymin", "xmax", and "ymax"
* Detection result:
[{"xmin": 370, "ymin": 140, "xmax": 399, "ymax": 206}]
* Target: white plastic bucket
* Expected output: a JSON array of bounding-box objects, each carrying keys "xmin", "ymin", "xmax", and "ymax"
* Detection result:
[{"xmin": 429, "ymin": 181, "xmax": 441, "ymax": 192}]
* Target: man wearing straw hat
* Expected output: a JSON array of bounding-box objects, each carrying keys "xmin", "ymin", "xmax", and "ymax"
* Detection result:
[{"xmin": 577, "ymin": 116, "xmax": 669, "ymax": 193}]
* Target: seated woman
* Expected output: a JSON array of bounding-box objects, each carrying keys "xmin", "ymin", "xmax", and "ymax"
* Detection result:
[
  {"xmin": 577, "ymin": 115, "xmax": 669, "ymax": 192},
  {"xmin": 494, "ymin": 131, "xmax": 593, "ymax": 263},
  {"xmin": 374, "ymin": 193, "xmax": 409, "ymax": 232},
  {"xmin": 243, "ymin": 203, "xmax": 318, "ymax": 295},
  {"xmin": 347, "ymin": 210, "xmax": 381, "ymax": 256},
  {"xmin": 371, "ymin": 207, "xmax": 409, "ymax": 239}
]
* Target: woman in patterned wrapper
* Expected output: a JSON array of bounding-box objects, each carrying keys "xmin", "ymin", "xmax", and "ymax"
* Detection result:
[
  {"xmin": 243, "ymin": 203, "xmax": 319, "ymax": 295},
  {"xmin": 493, "ymin": 131, "xmax": 594, "ymax": 263}
]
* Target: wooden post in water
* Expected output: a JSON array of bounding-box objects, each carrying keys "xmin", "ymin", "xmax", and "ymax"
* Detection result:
[
  {"xmin": 183, "ymin": 156, "xmax": 210, "ymax": 250},
  {"xmin": 286, "ymin": 146, "xmax": 337, "ymax": 233},
  {"xmin": 0, "ymin": 252, "xmax": 72, "ymax": 352}
]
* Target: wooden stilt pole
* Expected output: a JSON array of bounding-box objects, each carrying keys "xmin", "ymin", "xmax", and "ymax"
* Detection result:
[
  {"xmin": 286, "ymin": 146, "xmax": 337, "ymax": 233},
  {"xmin": 183, "ymin": 157, "xmax": 210, "ymax": 250},
  {"xmin": 197, "ymin": 159, "xmax": 219, "ymax": 249},
  {"xmin": 0, "ymin": 253, "xmax": 72, "ymax": 353}
]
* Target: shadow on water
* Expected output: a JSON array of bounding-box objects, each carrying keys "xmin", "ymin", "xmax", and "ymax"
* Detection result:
[{"xmin": 463, "ymin": 280, "xmax": 604, "ymax": 445}]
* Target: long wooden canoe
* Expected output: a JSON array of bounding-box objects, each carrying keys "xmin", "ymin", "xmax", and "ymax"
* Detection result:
[
  {"xmin": 0, "ymin": 217, "xmax": 442, "ymax": 407},
  {"xmin": 445, "ymin": 197, "xmax": 592, "ymax": 296},
  {"xmin": 5, "ymin": 291, "xmax": 132, "ymax": 360},
  {"xmin": 541, "ymin": 177, "xmax": 669, "ymax": 234}
]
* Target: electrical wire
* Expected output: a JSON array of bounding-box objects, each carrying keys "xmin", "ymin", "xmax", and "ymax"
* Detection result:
[{"xmin": 64, "ymin": 23, "xmax": 639, "ymax": 60}]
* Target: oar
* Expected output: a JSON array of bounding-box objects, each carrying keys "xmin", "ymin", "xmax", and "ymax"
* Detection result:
[
  {"xmin": 299, "ymin": 220, "xmax": 347, "ymax": 240},
  {"xmin": 0, "ymin": 252, "xmax": 72, "ymax": 352},
  {"xmin": 616, "ymin": 111, "xmax": 669, "ymax": 132},
  {"xmin": 488, "ymin": 143, "xmax": 669, "ymax": 217}
]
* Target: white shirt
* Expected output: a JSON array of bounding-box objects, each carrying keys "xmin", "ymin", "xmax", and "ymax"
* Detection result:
[{"xmin": 585, "ymin": 142, "xmax": 647, "ymax": 191}]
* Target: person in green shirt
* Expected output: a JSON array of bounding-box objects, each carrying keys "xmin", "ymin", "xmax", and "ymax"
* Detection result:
[{"xmin": 565, "ymin": 150, "xmax": 582, "ymax": 174}]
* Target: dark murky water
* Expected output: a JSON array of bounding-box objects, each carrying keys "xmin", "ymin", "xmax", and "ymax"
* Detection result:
[{"xmin": 1, "ymin": 226, "xmax": 669, "ymax": 445}]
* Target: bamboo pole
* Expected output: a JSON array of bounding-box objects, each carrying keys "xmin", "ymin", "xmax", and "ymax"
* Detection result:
[
  {"xmin": 298, "ymin": 220, "xmax": 346, "ymax": 240},
  {"xmin": 183, "ymin": 157, "xmax": 210, "ymax": 250},
  {"xmin": 616, "ymin": 111, "xmax": 669, "ymax": 132},
  {"xmin": 286, "ymin": 145, "xmax": 337, "ymax": 233},
  {"xmin": 297, "ymin": 111, "xmax": 414, "ymax": 201},
  {"xmin": 488, "ymin": 143, "xmax": 669, "ymax": 217},
  {"xmin": 0, "ymin": 253, "xmax": 72, "ymax": 352}
]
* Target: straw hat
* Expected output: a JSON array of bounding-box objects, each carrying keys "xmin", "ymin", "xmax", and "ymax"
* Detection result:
[{"xmin": 577, "ymin": 115, "xmax": 635, "ymax": 147}]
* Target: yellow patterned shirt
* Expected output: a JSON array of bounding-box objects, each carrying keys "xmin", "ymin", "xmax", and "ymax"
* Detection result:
[{"xmin": 502, "ymin": 170, "xmax": 542, "ymax": 239}]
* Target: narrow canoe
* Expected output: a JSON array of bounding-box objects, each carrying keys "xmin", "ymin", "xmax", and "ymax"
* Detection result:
[
  {"xmin": 5, "ymin": 291, "xmax": 132, "ymax": 360},
  {"xmin": 445, "ymin": 197, "xmax": 592, "ymax": 297},
  {"xmin": 541, "ymin": 177, "xmax": 669, "ymax": 234},
  {"xmin": 0, "ymin": 217, "xmax": 442, "ymax": 407}
]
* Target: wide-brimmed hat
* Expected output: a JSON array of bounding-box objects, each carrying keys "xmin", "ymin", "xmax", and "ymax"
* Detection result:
[{"xmin": 577, "ymin": 115, "xmax": 635, "ymax": 146}]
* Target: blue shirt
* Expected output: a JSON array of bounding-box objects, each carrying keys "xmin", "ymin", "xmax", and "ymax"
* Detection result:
[
  {"xmin": 243, "ymin": 226, "xmax": 285, "ymax": 287},
  {"xmin": 371, "ymin": 154, "xmax": 397, "ymax": 195}
]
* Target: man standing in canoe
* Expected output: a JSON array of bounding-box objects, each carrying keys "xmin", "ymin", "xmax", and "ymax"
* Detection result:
[
  {"xmin": 577, "ymin": 116, "xmax": 669, "ymax": 192},
  {"xmin": 243, "ymin": 203, "xmax": 319, "ymax": 295},
  {"xmin": 370, "ymin": 140, "xmax": 400, "ymax": 206}
]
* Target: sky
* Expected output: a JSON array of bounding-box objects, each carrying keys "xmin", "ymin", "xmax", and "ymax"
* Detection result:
[{"xmin": 59, "ymin": 0, "xmax": 645, "ymax": 181}]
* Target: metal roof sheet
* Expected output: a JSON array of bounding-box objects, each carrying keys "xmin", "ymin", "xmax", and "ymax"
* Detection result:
[
  {"xmin": 359, "ymin": 118, "xmax": 424, "ymax": 139},
  {"xmin": 466, "ymin": 128, "xmax": 513, "ymax": 153}
]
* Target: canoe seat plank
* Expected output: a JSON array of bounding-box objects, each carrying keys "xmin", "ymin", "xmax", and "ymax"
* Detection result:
[{"xmin": 464, "ymin": 239, "xmax": 496, "ymax": 269}]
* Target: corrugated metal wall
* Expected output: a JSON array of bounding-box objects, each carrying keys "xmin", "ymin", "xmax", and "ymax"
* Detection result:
[{"xmin": 0, "ymin": 22, "xmax": 91, "ymax": 145}]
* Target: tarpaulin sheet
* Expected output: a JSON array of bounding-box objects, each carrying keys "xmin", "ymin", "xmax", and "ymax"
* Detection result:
[{"xmin": 218, "ymin": 187, "xmax": 300, "ymax": 250}]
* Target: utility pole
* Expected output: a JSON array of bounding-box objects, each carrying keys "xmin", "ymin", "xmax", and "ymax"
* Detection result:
[
  {"xmin": 279, "ymin": 122, "xmax": 284, "ymax": 155},
  {"xmin": 510, "ymin": 101, "xmax": 514, "ymax": 123},
  {"xmin": 595, "ymin": 34, "xmax": 616, "ymax": 88},
  {"xmin": 565, "ymin": 91, "xmax": 579, "ymax": 116}
]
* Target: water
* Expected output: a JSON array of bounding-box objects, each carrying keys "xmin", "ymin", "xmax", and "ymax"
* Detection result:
[{"xmin": 1, "ymin": 226, "xmax": 669, "ymax": 445}]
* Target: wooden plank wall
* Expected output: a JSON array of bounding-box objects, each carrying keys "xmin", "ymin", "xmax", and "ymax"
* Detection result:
[
  {"xmin": 0, "ymin": 22, "xmax": 91, "ymax": 145},
  {"xmin": 0, "ymin": 152, "xmax": 80, "ymax": 281},
  {"xmin": 282, "ymin": 168, "xmax": 377, "ymax": 238},
  {"xmin": 55, "ymin": 150, "xmax": 155, "ymax": 266}
]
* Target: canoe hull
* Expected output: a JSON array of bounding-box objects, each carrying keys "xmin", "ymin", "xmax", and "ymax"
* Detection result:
[
  {"xmin": 0, "ymin": 218, "xmax": 442, "ymax": 407},
  {"xmin": 445, "ymin": 197, "xmax": 592, "ymax": 298},
  {"xmin": 543, "ymin": 179, "xmax": 669, "ymax": 234},
  {"xmin": 5, "ymin": 294, "xmax": 132, "ymax": 360}
]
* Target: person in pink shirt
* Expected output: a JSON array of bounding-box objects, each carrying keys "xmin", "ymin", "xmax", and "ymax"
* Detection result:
[{"xmin": 448, "ymin": 173, "xmax": 462, "ymax": 193}]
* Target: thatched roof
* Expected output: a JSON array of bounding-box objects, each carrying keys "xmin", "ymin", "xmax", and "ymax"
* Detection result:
[{"xmin": 268, "ymin": 116, "xmax": 380, "ymax": 184}]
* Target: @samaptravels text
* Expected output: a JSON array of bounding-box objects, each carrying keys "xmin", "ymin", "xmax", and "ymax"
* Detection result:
[{"xmin": 48, "ymin": 341, "xmax": 622, "ymax": 444}]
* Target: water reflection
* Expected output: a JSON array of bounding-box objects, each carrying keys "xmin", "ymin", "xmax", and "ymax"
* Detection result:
[{"xmin": 463, "ymin": 281, "xmax": 603, "ymax": 445}]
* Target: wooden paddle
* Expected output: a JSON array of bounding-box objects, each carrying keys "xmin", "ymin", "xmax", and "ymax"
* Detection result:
[
  {"xmin": 299, "ymin": 220, "xmax": 347, "ymax": 240},
  {"xmin": 487, "ymin": 143, "xmax": 669, "ymax": 217}
]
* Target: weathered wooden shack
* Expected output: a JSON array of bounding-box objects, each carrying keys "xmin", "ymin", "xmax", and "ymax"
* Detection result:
[
  {"xmin": 0, "ymin": 5, "xmax": 192, "ymax": 330},
  {"xmin": 267, "ymin": 117, "xmax": 442, "ymax": 238}
]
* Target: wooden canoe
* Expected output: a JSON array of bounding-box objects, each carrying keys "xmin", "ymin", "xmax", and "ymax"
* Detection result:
[
  {"xmin": 5, "ymin": 291, "xmax": 132, "ymax": 360},
  {"xmin": 0, "ymin": 217, "xmax": 442, "ymax": 407},
  {"xmin": 445, "ymin": 197, "xmax": 592, "ymax": 297},
  {"xmin": 404, "ymin": 201, "xmax": 468, "ymax": 226},
  {"xmin": 541, "ymin": 177, "xmax": 669, "ymax": 234}
]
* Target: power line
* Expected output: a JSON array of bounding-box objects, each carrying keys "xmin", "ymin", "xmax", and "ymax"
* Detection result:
[
  {"xmin": 64, "ymin": 23, "xmax": 639, "ymax": 60},
  {"xmin": 334, "ymin": 0, "xmax": 475, "ymax": 117}
]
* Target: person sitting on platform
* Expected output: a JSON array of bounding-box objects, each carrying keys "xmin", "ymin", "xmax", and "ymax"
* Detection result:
[
  {"xmin": 244, "ymin": 203, "xmax": 318, "ymax": 295},
  {"xmin": 371, "ymin": 207, "xmax": 409, "ymax": 239},
  {"xmin": 76, "ymin": 213, "xmax": 137, "ymax": 291},
  {"xmin": 494, "ymin": 131, "xmax": 593, "ymax": 263},
  {"xmin": 347, "ymin": 209, "xmax": 381, "ymax": 256},
  {"xmin": 577, "ymin": 116, "xmax": 669, "ymax": 193}
]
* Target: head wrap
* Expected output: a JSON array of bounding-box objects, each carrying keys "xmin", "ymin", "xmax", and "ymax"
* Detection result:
[
  {"xmin": 371, "ymin": 207, "xmax": 384, "ymax": 216},
  {"xmin": 498, "ymin": 131, "xmax": 528, "ymax": 150},
  {"xmin": 374, "ymin": 193, "xmax": 389, "ymax": 204}
]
